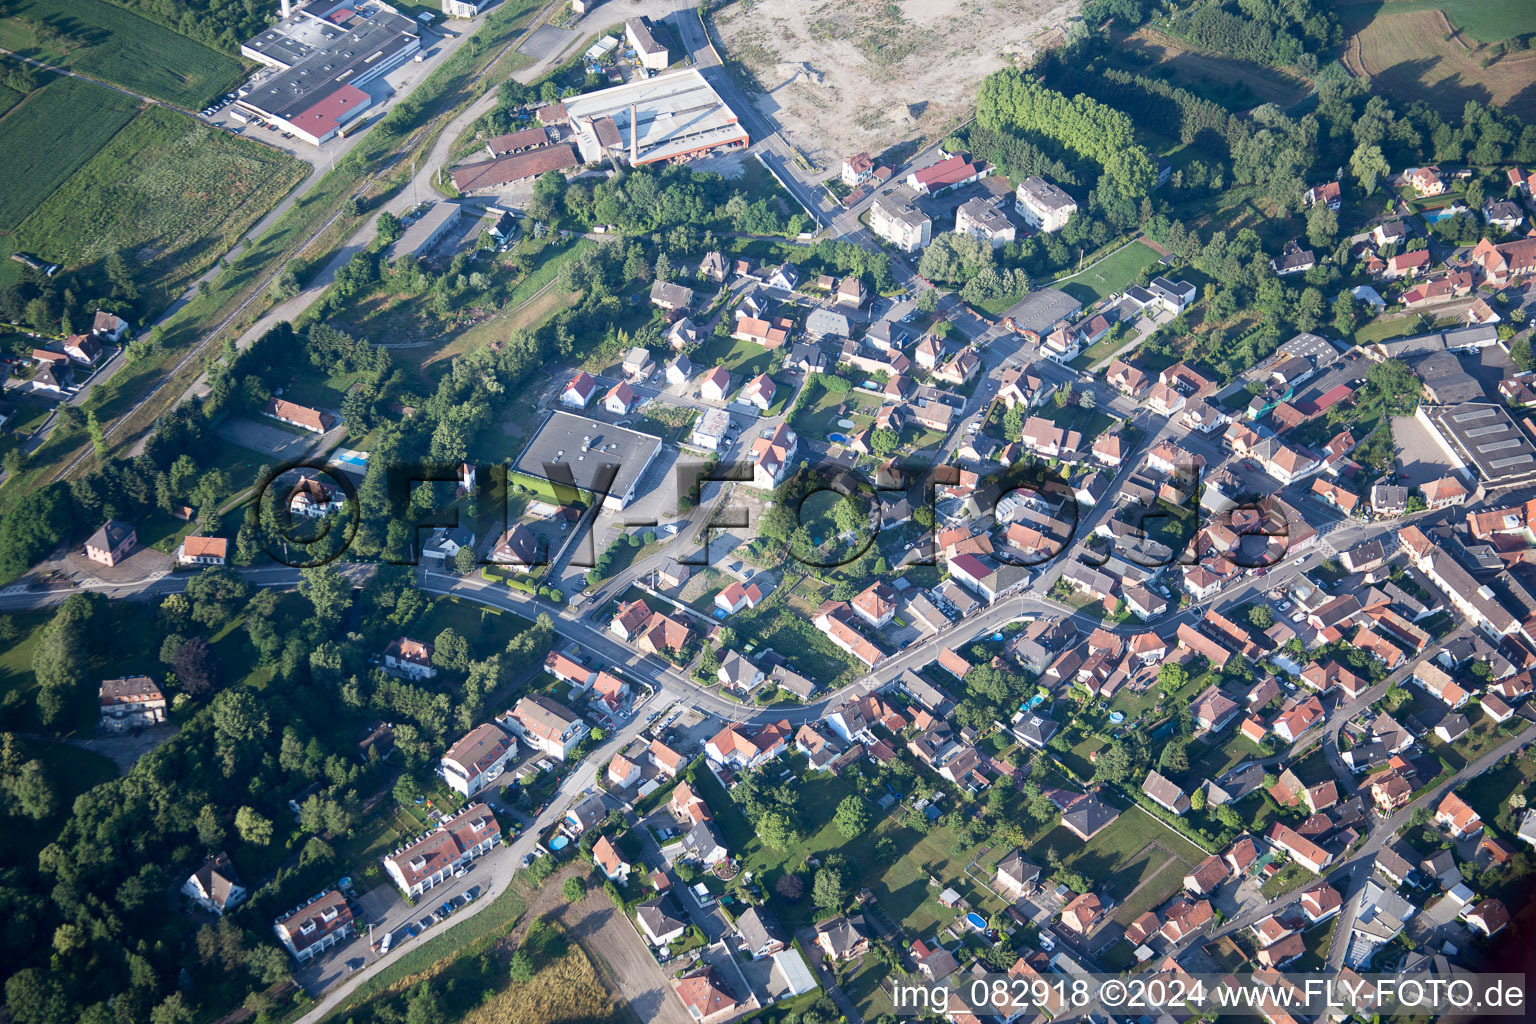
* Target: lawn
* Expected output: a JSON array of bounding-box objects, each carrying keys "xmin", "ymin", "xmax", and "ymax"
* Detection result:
[
  {"xmin": 1045, "ymin": 401, "xmax": 1116, "ymax": 442},
  {"xmin": 0, "ymin": 0, "xmax": 244, "ymax": 108},
  {"xmin": 691, "ymin": 333, "xmax": 775, "ymax": 379},
  {"xmin": 1455, "ymin": 754, "xmax": 1536, "ymax": 824},
  {"xmin": 718, "ymin": 578, "xmax": 859, "ymax": 685},
  {"xmin": 12, "ymin": 104, "xmax": 308, "ymax": 306},
  {"xmin": 412, "ymin": 596, "xmax": 534, "ymax": 662},
  {"xmin": 0, "ymin": 76, "xmax": 139, "ymax": 229},
  {"xmin": 788, "ymin": 377, "xmax": 879, "ymax": 440},
  {"xmin": 700, "ymin": 769, "xmax": 1011, "ymax": 941},
  {"xmin": 1056, "ymin": 239, "xmax": 1162, "ymax": 305},
  {"xmin": 1046, "ymin": 805, "xmax": 1205, "ymax": 915}
]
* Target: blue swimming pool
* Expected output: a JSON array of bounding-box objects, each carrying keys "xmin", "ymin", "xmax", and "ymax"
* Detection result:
[
  {"xmin": 828, "ymin": 432, "xmax": 849, "ymax": 444},
  {"xmin": 966, "ymin": 912, "xmax": 987, "ymax": 930},
  {"xmin": 1423, "ymin": 207, "xmax": 1463, "ymax": 223},
  {"xmin": 1027, "ymin": 693, "xmax": 1046, "ymax": 709},
  {"xmin": 549, "ymin": 835, "xmax": 569, "ymax": 851},
  {"xmin": 335, "ymin": 450, "xmax": 368, "ymax": 467}
]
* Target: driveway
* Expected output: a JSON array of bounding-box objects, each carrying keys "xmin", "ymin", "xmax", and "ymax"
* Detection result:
[{"xmin": 216, "ymin": 416, "xmax": 343, "ymax": 463}]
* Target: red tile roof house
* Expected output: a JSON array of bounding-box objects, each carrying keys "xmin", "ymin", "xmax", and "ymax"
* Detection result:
[
  {"xmin": 714, "ymin": 580, "xmax": 764, "ymax": 615},
  {"xmin": 905, "ymin": 153, "xmax": 982, "ymax": 195},
  {"xmin": 604, "ymin": 381, "xmax": 639, "ymax": 415},
  {"xmin": 85, "ymin": 519, "xmax": 137, "ymax": 567},
  {"xmin": 544, "ymin": 650, "xmax": 596, "ymax": 691},
  {"xmin": 1265, "ymin": 822, "xmax": 1334, "ymax": 873},
  {"xmin": 1183, "ymin": 854, "xmax": 1227, "ymax": 895},
  {"xmin": 264, "ymin": 397, "xmax": 335, "ymax": 433},
  {"xmin": 273, "ymin": 890, "xmax": 353, "ymax": 962},
  {"xmin": 592, "ymin": 835, "xmax": 630, "ymax": 884},
  {"xmin": 98, "ymin": 676, "xmax": 167, "ymax": 732},
  {"xmin": 383, "ymin": 803, "xmax": 500, "ymax": 898},
  {"xmin": 174, "ymin": 535, "xmax": 228, "ymax": 567},
  {"xmin": 1435, "ymin": 791, "xmax": 1483, "ymax": 840},
  {"xmin": 561, "ymin": 370, "xmax": 598, "ymax": 408},
  {"xmin": 1300, "ymin": 882, "xmax": 1342, "ymax": 924},
  {"xmin": 439, "ymin": 722, "xmax": 517, "ymax": 797},
  {"xmin": 383, "ymin": 637, "xmax": 437, "ymax": 680}
]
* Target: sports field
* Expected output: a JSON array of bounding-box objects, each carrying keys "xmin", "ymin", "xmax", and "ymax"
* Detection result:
[
  {"xmin": 1340, "ymin": 0, "xmax": 1536, "ymax": 120},
  {"xmin": 11, "ymin": 104, "xmax": 308, "ymax": 303},
  {"xmin": 0, "ymin": 76, "xmax": 139, "ymax": 229},
  {"xmin": 0, "ymin": 0, "xmax": 244, "ymax": 109},
  {"xmin": 1058, "ymin": 238, "xmax": 1164, "ymax": 305}
]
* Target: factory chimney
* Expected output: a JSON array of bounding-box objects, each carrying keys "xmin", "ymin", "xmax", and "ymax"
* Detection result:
[
  {"xmin": 280, "ymin": 0, "xmax": 292, "ymax": 18},
  {"xmin": 629, "ymin": 102, "xmax": 638, "ymax": 164}
]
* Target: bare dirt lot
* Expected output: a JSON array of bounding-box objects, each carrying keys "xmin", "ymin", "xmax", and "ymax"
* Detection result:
[
  {"xmin": 710, "ymin": 0, "xmax": 1082, "ymax": 169},
  {"xmin": 1340, "ymin": 2, "xmax": 1536, "ymax": 121}
]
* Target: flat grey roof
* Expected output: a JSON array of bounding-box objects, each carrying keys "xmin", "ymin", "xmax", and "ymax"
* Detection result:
[
  {"xmin": 515, "ymin": 411, "xmax": 662, "ymax": 500},
  {"xmin": 1007, "ymin": 288, "xmax": 1082, "ymax": 335},
  {"xmin": 1429, "ymin": 402, "xmax": 1536, "ymax": 485},
  {"xmin": 242, "ymin": 7, "xmax": 419, "ymax": 120},
  {"xmin": 563, "ymin": 69, "xmax": 746, "ymax": 165}
]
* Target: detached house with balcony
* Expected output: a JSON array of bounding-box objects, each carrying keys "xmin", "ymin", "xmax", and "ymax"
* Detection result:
[
  {"xmin": 440, "ymin": 722, "xmax": 517, "ymax": 797},
  {"xmin": 99, "ymin": 676, "xmax": 166, "ymax": 732},
  {"xmin": 383, "ymin": 637, "xmax": 437, "ymax": 680},
  {"xmin": 506, "ymin": 694, "xmax": 589, "ymax": 761}
]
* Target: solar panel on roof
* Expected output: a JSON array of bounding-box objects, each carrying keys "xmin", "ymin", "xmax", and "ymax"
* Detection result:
[
  {"xmin": 1466, "ymin": 425, "xmax": 1510, "ymax": 438},
  {"xmin": 1476, "ymin": 439, "xmax": 1524, "ymax": 453},
  {"xmin": 1489, "ymin": 455, "xmax": 1535, "ymax": 469}
]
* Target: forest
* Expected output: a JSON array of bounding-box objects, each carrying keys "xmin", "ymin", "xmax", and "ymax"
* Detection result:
[{"xmin": 1, "ymin": 562, "xmax": 556, "ymax": 1024}]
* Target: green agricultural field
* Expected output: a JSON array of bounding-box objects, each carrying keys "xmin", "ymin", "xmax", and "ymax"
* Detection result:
[
  {"xmin": 0, "ymin": 76, "xmax": 139, "ymax": 229},
  {"xmin": 0, "ymin": 0, "xmax": 244, "ymax": 108},
  {"xmin": 12, "ymin": 105, "xmax": 307, "ymax": 305},
  {"xmin": 0, "ymin": 82, "xmax": 23, "ymax": 117}
]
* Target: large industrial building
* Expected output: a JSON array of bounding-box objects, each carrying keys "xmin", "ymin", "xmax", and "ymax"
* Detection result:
[
  {"xmin": 237, "ymin": 0, "xmax": 422, "ymax": 145},
  {"xmin": 514, "ymin": 411, "xmax": 664, "ymax": 511},
  {"xmin": 554, "ymin": 69, "xmax": 748, "ymax": 167}
]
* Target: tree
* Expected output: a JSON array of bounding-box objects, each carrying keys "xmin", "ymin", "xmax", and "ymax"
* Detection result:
[
  {"xmin": 299, "ymin": 565, "xmax": 352, "ymax": 625},
  {"xmin": 1367, "ymin": 358, "xmax": 1423, "ymax": 413},
  {"xmin": 562, "ymin": 877, "xmax": 585, "ymax": 902},
  {"xmin": 149, "ymin": 993, "xmax": 194, "ymax": 1024},
  {"xmin": 9, "ymin": 760, "xmax": 55, "ymax": 819},
  {"xmin": 1511, "ymin": 335, "xmax": 1535, "ymax": 372},
  {"xmin": 195, "ymin": 804, "xmax": 226, "ymax": 847},
  {"xmin": 812, "ymin": 865, "xmax": 844, "ymax": 911},
  {"xmin": 1305, "ymin": 203, "xmax": 1338, "ymax": 250},
  {"xmin": 172, "ymin": 637, "xmax": 221, "ymax": 696},
  {"xmin": 234, "ymin": 806, "xmax": 274, "ymax": 846},
  {"xmin": 775, "ymin": 873, "xmax": 804, "ymax": 900},
  {"xmin": 1190, "ymin": 786, "xmax": 1207, "ymax": 811},
  {"xmin": 833, "ymin": 795, "xmax": 872, "ymax": 838},
  {"xmin": 916, "ymin": 288, "xmax": 938, "ymax": 313},
  {"xmin": 86, "ymin": 411, "xmax": 108, "ymax": 459},
  {"xmin": 1158, "ymin": 662, "xmax": 1188, "ymax": 692},
  {"xmin": 758, "ymin": 810, "xmax": 797, "ymax": 851},
  {"xmin": 870, "ymin": 427, "xmax": 899, "ymax": 458},
  {"xmin": 1093, "ymin": 742, "xmax": 1133, "ymax": 784},
  {"xmin": 1350, "ymin": 143, "xmax": 1390, "ymax": 195},
  {"xmin": 1248, "ymin": 604, "xmax": 1274, "ymax": 629},
  {"xmin": 432, "ymin": 627, "xmax": 471, "ymax": 671},
  {"xmin": 405, "ymin": 982, "xmax": 443, "ymax": 1024},
  {"xmin": 1332, "ymin": 291, "xmax": 1359, "ymax": 337},
  {"xmin": 1158, "ymin": 742, "xmax": 1189, "ymax": 774},
  {"xmin": 509, "ymin": 949, "xmax": 535, "ymax": 984},
  {"xmin": 454, "ymin": 545, "xmax": 477, "ymax": 575}
]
